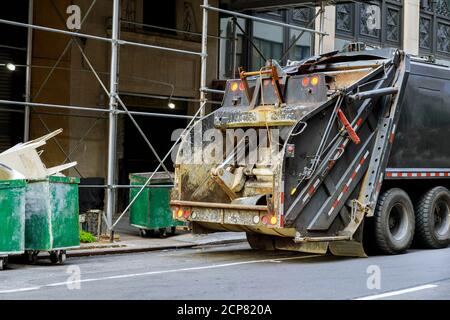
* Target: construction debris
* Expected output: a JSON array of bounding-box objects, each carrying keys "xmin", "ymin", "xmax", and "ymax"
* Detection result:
[{"xmin": 0, "ymin": 129, "xmax": 77, "ymax": 180}]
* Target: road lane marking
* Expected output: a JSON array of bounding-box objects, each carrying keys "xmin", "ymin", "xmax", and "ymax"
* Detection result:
[
  {"xmin": 0, "ymin": 254, "xmax": 320, "ymax": 294},
  {"xmin": 0, "ymin": 287, "xmax": 41, "ymax": 294},
  {"xmin": 355, "ymin": 284, "xmax": 438, "ymax": 300}
]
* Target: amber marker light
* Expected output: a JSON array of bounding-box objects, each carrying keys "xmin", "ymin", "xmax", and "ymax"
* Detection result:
[
  {"xmin": 270, "ymin": 216, "xmax": 277, "ymax": 225},
  {"xmin": 311, "ymin": 76, "xmax": 319, "ymax": 86},
  {"xmin": 231, "ymin": 82, "xmax": 239, "ymax": 92}
]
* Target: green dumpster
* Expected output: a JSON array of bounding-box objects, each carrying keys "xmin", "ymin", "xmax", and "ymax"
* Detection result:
[
  {"xmin": 24, "ymin": 176, "xmax": 80, "ymax": 264},
  {"xmin": 0, "ymin": 179, "xmax": 26, "ymax": 270},
  {"xmin": 129, "ymin": 172, "xmax": 183, "ymax": 237}
]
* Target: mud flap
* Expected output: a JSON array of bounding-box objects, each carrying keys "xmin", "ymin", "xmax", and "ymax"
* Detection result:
[
  {"xmin": 274, "ymin": 237, "xmax": 329, "ymax": 254},
  {"xmin": 329, "ymin": 240, "xmax": 367, "ymax": 257},
  {"xmin": 329, "ymin": 222, "xmax": 367, "ymax": 257},
  {"xmin": 246, "ymin": 233, "xmax": 276, "ymax": 251}
]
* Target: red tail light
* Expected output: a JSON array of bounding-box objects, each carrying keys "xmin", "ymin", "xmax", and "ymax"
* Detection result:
[
  {"xmin": 301, "ymin": 77, "xmax": 310, "ymax": 87},
  {"xmin": 261, "ymin": 215, "xmax": 269, "ymax": 225}
]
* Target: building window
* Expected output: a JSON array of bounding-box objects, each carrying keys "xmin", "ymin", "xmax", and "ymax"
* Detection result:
[
  {"xmin": 142, "ymin": 0, "xmax": 177, "ymax": 35},
  {"xmin": 386, "ymin": 7, "xmax": 401, "ymax": 42},
  {"xmin": 219, "ymin": 17, "xmax": 246, "ymax": 79},
  {"xmin": 335, "ymin": 1, "xmax": 403, "ymax": 51},
  {"xmin": 420, "ymin": 0, "xmax": 450, "ymax": 58},
  {"xmin": 252, "ymin": 22, "xmax": 283, "ymax": 70},
  {"xmin": 336, "ymin": 4, "xmax": 354, "ymax": 35},
  {"xmin": 288, "ymin": 29, "xmax": 312, "ymax": 62},
  {"xmin": 218, "ymin": 7, "xmax": 314, "ymax": 79}
]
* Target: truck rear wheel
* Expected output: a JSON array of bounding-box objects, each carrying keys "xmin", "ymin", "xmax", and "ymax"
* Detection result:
[
  {"xmin": 246, "ymin": 233, "xmax": 275, "ymax": 251},
  {"xmin": 373, "ymin": 188, "xmax": 415, "ymax": 254},
  {"xmin": 415, "ymin": 186, "xmax": 450, "ymax": 249}
]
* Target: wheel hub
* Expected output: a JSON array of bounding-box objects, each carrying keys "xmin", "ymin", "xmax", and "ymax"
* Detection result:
[
  {"xmin": 434, "ymin": 200, "xmax": 450, "ymax": 237},
  {"xmin": 388, "ymin": 203, "xmax": 408, "ymax": 241}
]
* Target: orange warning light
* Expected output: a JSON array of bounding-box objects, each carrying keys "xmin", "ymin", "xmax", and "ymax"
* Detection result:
[{"xmin": 311, "ymin": 76, "xmax": 319, "ymax": 86}]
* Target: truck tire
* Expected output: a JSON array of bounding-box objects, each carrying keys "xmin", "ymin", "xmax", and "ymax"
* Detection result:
[
  {"xmin": 373, "ymin": 188, "xmax": 415, "ymax": 254},
  {"xmin": 415, "ymin": 186, "xmax": 450, "ymax": 249},
  {"xmin": 0, "ymin": 257, "xmax": 7, "ymax": 270},
  {"xmin": 246, "ymin": 233, "xmax": 275, "ymax": 251}
]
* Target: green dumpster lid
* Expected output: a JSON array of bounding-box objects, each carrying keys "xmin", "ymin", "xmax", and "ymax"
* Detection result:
[
  {"xmin": 28, "ymin": 176, "xmax": 80, "ymax": 184},
  {"xmin": 129, "ymin": 172, "xmax": 173, "ymax": 184},
  {"xmin": 49, "ymin": 175, "xmax": 80, "ymax": 184},
  {"xmin": 0, "ymin": 179, "xmax": 26, "ymax": 189}
]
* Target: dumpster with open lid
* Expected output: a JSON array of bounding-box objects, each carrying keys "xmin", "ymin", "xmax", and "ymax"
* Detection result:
[
  {"xmin": 129, "ymin": 172, "xmax": 183, "ymax": 237},
  {"xmin": 25, "ymin": 176, "xmax": 80, "ymax": 264},
  {"xmin": 0, "ymin": 179, "xmax": 26, "ymax": 270}
]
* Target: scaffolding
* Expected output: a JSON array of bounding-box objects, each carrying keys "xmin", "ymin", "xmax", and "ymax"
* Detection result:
[{"xmin": 0, "ymin": 0, "xmax": 329, "ymax": 239}]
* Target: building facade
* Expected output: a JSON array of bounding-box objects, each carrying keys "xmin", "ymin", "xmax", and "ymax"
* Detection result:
[{"xmin": 218, "ymin": 0, "xmax": 450, "ymax": 71}]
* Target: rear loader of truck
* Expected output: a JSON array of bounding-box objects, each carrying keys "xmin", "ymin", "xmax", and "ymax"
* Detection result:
[{"xmin": 170, "ymin": 46, "xmax": 450, "ymax": 257}]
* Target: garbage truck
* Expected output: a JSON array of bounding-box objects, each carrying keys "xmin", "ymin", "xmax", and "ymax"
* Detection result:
[{"xmin": 170, "ymin": 44, "xmax": 450, "ymax": 257}]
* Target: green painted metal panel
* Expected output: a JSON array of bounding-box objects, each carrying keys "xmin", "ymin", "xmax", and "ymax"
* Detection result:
[
  {"xmin": 129, "ymin": 172, "xmax": 183, "ymax": 230},
  {"xmin": 50, "ymin": 179, "xmax": 80, "ymax": 248},
  {"xmin": 0, "ymin": 180, "xmax": 26, "ymax": 255},
  {"xmin": 25, "ymin": 181, "xmax": 51, "ymax": 250},
  {"xmin": 25, "ymin": 176, "xmax": 80, "ymax": 251}
]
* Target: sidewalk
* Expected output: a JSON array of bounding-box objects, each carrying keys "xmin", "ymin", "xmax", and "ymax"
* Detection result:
[{"xmin": 69, "ymin": 214, "xmax": 247, "ymax": 257}]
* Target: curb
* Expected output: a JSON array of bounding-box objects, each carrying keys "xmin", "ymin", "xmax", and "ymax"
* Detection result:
[{"xmin": 66, "ymin": 238, "xmax": 245, "ymax": 258}]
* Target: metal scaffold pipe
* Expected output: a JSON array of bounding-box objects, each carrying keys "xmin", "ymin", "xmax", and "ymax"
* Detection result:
[
  {"xmin": 0, "ymin": 99, "xmax": 194, "ymax": 119},
  {"xmin": 106, "ymin": 0, "xmax": 120, "ymax": 234},
  {"xmin": 199, "ymin": 0, "xmax": 209, "ymax": 117},
  {"xmin": 24, "ymin": 0, "xmax": 33, "ymax": 142},
  {"xmin": 200, "ymin": 87, "xmax": 225, "ymax": 94},
  {"xmin": 319, "ymin": 1, "xmax": 325, "ymax": 54},
  {"xmin": 0, "ymin": 18, "xmax": 203, "ymax": 57}
]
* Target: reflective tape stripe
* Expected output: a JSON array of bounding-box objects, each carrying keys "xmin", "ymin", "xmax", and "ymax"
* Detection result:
[
  {"xmin": 343, "ymin": 139, "xmax": 350, "ymax": 147},
  {"xmin": 327, "ymin": 207, "xmax": 334, "ymax": 216},
  {"xmin": 346, "ymin": 177, "xmax": 353, "ymax": 186},
  {"xmin": 389, "ymin": 124, "xmax": 396, "ymax": 143},
  {"xmin": 386, "ymin": 171, "xmax": 450, "ymax": 178},
  {"xmin": 302, "ymin": 193, "xmax": 310, "ymax": 204},
  {"xmin": 302, "ymin": 179, "xmax": 321, "ymax": 204},
  {"xmin": 327, "ymin": 151, "xmax": 369, "ymax": 217},
  {"xmin": 356, "ymin": 118, "xmax": 363, "ymax": 127},
  {"xmin": 313, "ymin": 179, "xmax": 320, "ymax": 188},
  {"xmin": 332, "ymin": 200, "xmax": 339, "ymax": 208}
]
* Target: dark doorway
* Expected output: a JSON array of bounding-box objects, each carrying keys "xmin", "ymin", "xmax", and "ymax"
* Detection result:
[
  {"xmin": 118, "ymin": 95, "xmax": 189, "ymax": 210},
  {"xmin": 0, "ymin": 1, "xmax": 28, "ymax": 150}
]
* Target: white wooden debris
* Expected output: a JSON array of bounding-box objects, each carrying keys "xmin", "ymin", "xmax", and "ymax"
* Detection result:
[{"xmin": 0, "ymin": 129, "xmax": 77, "ymax": 180}]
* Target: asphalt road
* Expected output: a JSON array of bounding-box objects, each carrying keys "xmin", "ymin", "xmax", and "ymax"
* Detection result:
[{"xmin": 0, "ymin": 242, "xmax": 449, "ymax": 300}]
